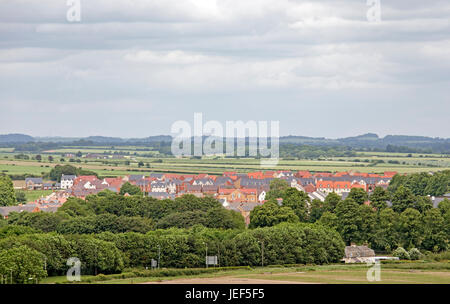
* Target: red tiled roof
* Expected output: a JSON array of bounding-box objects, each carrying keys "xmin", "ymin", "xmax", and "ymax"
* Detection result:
[
  {"xmin": 240, "ymin": 188, "xmax": 257, "ymax": 194},
  {"xmin": 248, "ymin": 172, "xmax": 264, "ymax": 179}
]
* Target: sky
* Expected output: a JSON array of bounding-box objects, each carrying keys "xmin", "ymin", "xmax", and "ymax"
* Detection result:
[{"xmin": 0, "ymin": 0, "xmax": 449, "ymax": 139}]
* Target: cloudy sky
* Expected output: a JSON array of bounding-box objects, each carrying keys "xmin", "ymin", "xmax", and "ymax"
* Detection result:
[{"xmin": 0, "ymin": 0, "xmax": 449, "ymax": 138}]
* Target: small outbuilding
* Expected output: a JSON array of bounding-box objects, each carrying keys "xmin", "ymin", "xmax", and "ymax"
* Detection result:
[{"xmin": 343, "ymin": 244, "xmax": 375, "ymax": 263}]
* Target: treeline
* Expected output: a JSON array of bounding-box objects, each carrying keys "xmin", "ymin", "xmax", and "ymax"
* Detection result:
[
  {"xmin": 280, "ymin": 144, "xmax": 357, "ymax": 159},
  {"xmin": 4, "ymin": 139, "xmax": 449, "ymax": 156},
  {"xmin": 0, "ymin": 223, "xmax": 344, "ymax": 282},
  {"xmin": 249, "ymin": 178, "xmax": 449, "ymax": 253},
  {"xmin": 388, "ymin": 170, "xmax": 450, "ymax": 196},
  {"xmin": 2, "ymin": 140, "xmax": 174, "ymax": 156},
  {"xmin": 4, "ymin": 192, "xmax": 246, "ymax": 232},
  {"xmin": 385, "ymin": 144, "xmax": 433, "ymax": 154},
  {"xmin": 48, "ymin": 164, "xmax": 98, "ymax": 182}
]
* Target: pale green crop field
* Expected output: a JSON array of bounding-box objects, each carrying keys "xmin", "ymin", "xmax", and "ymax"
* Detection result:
[
  {"xmin": 0, "ymin": 163, "xmax": 52, "ymax": 175},
  {"xmin": 1, "ymin": 148, "xmax": 449, "ymax": 178}
]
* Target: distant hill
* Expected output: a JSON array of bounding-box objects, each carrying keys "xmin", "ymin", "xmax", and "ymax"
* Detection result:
[
  {"xmin": 0, "ymin": 133, "xmax": 34, "ymax": 143},
  {"xmin": 85, "ymin": 136, "xmax": 125, "ymax": 144},
  {"xmin": 0, "ymin": 133, "xmax": 449, "ymax": 153},
  {"xmin": 280, "ymin": 134, "xmax": 450, "ymax": 153},
  {"xmin": 130, "ymin": 135, "xmax": 173, "ymax": 143}
]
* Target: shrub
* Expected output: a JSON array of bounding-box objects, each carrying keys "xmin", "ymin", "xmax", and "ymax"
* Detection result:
[
  {"xmin": 423, "ymin": 251, "xmax": 450, "ymax": 262},
  {"xmin": 96, "ymin": 274, "xmax": 108, "ymax": 281},
  {"xmin": 408, "ymin": 248, "xmax": 422, "ymax": 260},
  {"xmin": 393, "ymin": 247, "xmax": 410, "ymax": 260}
]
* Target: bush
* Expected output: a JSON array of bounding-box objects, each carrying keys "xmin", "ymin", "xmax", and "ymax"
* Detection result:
[
  {"xmin": 393, "ymin": 247, "xmax": 410, "ymax": 260},
  {"xmin": 408, "ymin": 248, "xmax": 422, "ymax": 260},
  {"xmin": 423, "ymin": 251, "xmax": 450, "ymax": 261}
]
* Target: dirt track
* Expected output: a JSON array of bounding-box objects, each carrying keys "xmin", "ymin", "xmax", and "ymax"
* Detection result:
[{"xmin": 143, "ymin": 276, "xmax": 316, "ymax": 284}]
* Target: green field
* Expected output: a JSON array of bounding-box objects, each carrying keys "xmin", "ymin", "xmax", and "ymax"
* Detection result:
[
  {"xmin": 1, "ymin": 147, "xmax": 449, "ymax": 178},
  {"xmin": 40, "ymin": 262, "xmax": 450, "ymax": 284},
  {"xmin": 21, "ymin": 190, "xmax": 54, "ymax": 202}
]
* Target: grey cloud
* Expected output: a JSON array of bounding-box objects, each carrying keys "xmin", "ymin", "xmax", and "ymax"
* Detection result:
[{"xmin": 0, "ymin": 0, "xmax": 449, "ymax": 138}]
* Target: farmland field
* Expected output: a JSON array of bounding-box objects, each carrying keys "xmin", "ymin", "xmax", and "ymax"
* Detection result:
[
  {"xmin": 1, "ymin": 148, "xmax": 449, "ymax": 178},
  {"xmin": 40, "ymin": 262, "xmax": 450, "ymax": 284}
]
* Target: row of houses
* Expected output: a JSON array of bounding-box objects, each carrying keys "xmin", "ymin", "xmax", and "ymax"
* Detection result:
[
  {"xmin": 9, "ymin": 170, "xmax": 450, "ymax": 225},
  {"xmin": 24, "ymin": 178, "xmax": 60, "ymax": 190},
  {"xmin": 0, "ymin": 192, "xmax": 69, "ymax": 219},
  {"xmin": 24, "ymin": 170, "xmax": 397, "ymax": 203},
  {"xmin": 46, "ymin": 170, "xmax": 395, "ymax": 226}
]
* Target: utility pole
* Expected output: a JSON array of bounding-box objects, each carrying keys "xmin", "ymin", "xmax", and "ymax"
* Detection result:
[
  {"xmin": 158, "ymin": 244, "xmax": 161, "ymax": 269},
  {"xmin": 203, "ymin": 242, "xmax": 208, "ymax": 268},
  {"xmin": 217, "ymin": 243, "xmax": 220, "ymax": 267},
  {"xmin": 262, "ymin": 241, "xmax": 264, "ymax": 267},
  {"xmin": 258, "ymin": 241, "xmax": 264, "ymax": 267},
  {"xmin": 95, "ymin": 246, "xmax": 98, "ymax": 276}
]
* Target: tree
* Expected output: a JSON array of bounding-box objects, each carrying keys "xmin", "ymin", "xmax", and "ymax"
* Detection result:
[
  {"xmin": 335, "ymin": 198, "xmax": 373, "ymax": 245},
  {"xmin": 309, "ymin": 199, "xmax": 324, "ymax": 223},
  {"xmin": 369, "ymin": 187, "xmax": 390, "ymax": 210},
  {"xmin": 7, "ymin": 211, "xmax": 66, "ymax": 233},
  {"xmin": 15, "ymin": 190, "xmax": 27, "ymax": 203},
  {"xmin": 415, "ymin": 196, "xmax": 433, "ymax": 213},
  {"xmin": 388, "ymin": 171, "xmax": 450, "ymax": 197},
  {"xmin": 205, "ymin": 208, "xmax": 245, "ymax": 229},
  {"xmin": 424, "ymin": 171, "xmax": 449, "ymax": 196},
  {"xmin": 119, "ymin": 182, "xmax": 142, "ymax": 196},
  {"xmin": 391, "ymin": 185, "xmax": 416, "ymax": 213},
  {"xmin": 317, "ymin": 211, "xmax": 338, "ymax": 231},
  {"xmin": 397, "ymin": 208, "xmax": 423, "ymax": 249},
  {"xmin": 437, "ymin": 199, "xmax": 450, "ymax": 215},
  {"xmin": 265, "ymin": 179, "xmax": 289, "ymax": 200},
  {"xmin": 156, "ymin": 211, "xmax": 207, "ymax": 229},
  {"xmin": 49, "ymin": 165, "xmax": 77, "ymax": 182},
  {"xmin": 65, "ymin": 235, "xmax": 124, "ymax": 275},
  {"xmin": 372, "ymin": 208, "xmax": 398, "ymax": 252},
  {"xmin": 280, "ymin": 188, "xmax": 310, "ymax": 222},
  {"xmin": 0, "ymin": 225, "xmax": 41, "ymax": 238},
  {"xmin": 323, "ymin": 192, "xmax": 341, "ymax": 213},
  {"xmin": 358, "ymin": 204, "xmax": 377, "ymax": 245},
  {"xmin": 0, "ymin": 175, "xmax": 16, "ymax": 206},
  {"xmin": 57, "ymin": 197, "xmax": 94, "ymax": 217},
  {"xmin": 347, "ymin": 188, "xmax": 369, "ymax": 205},
  {"xmin": 138, "ymin": 161, "xmax": 144, "ymax": 168},
  {"xmin": 249, "ymin": 200, "xmax": 299, "ymax": 228},
  {"xmin": 0, "ymin": 245, "xmax": 47, "ymax": 283},
  {"xmin": 49, "ymin": 164, "xmax": 97, "ymax": 182},
  {"xmin": 48, "ymin": 155, "xmax": 54, "ymax": 162},
  {"xmin": 421, "ymin": 209, "xmax": 447, "ymax": 252}
]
